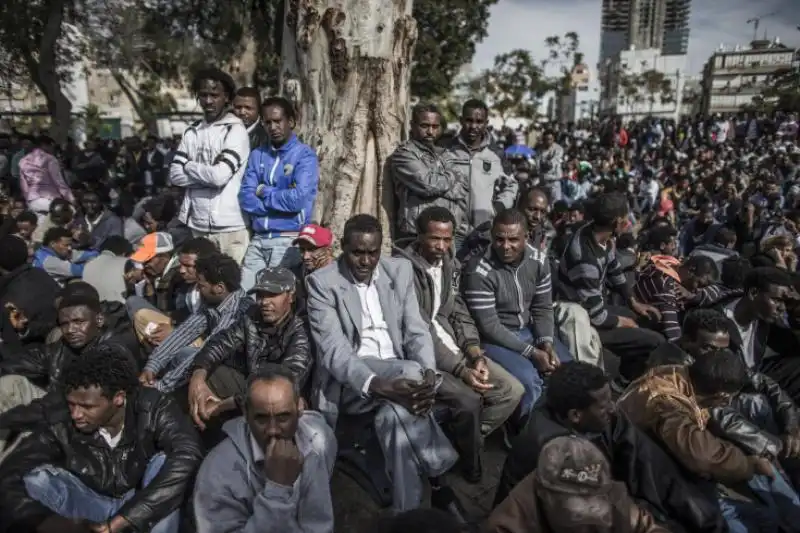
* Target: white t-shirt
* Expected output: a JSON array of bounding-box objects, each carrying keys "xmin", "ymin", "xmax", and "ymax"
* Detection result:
[
  {"xmin": 724, "ymin": 298, "xmax": 756, "ymax": 369},
  {"xmin": 426, "ymin": 262, "xmax": 461, "ymax": 356}
]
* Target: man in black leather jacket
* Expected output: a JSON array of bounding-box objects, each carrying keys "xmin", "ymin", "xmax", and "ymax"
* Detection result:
[
  {"xmin": 648, "ymin": 308, "xmax": 800, "ymax": 481},
  {"xmin": 187, "ymin": 266, "xmax": 313, "ymax": 428},
  {"xmin": 496, "ymin": 361, "xmax": 726, "ymax": 533},
  {"xmin": 0, "ymin": 294, "xmax": 139, "ymax": 454},
  {"xmin": 0, "ymin": 344, "xmax": 202, "ymax": 533}
]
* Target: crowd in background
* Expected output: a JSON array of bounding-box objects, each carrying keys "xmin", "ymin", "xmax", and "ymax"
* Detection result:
[{"xmin": 0, "ymin": 65, "xmax": 798, "ymax": 533}]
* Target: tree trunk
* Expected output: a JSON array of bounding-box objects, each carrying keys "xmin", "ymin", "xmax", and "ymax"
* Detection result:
[
  {"xmin": 111, "ymin": 71, "xmax": 158, "ymax": 135},
  {"xmin": 279, "ymin": 0, "xmax": 417, "ymax": 248},
  {"xmin": 22, "ymin": 0, "xmax": 72, "ymax": 144}
]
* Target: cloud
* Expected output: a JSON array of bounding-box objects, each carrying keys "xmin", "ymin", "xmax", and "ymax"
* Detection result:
[{"xmin": 473, "ymin": 0, "xmax": 799, "ymax": 78}]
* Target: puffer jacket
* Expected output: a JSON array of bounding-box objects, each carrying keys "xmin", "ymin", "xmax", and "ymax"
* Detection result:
[
  {"xmin": 442, "ymin": 134, "xmax": 519, "ymax": 237},
  {"xmin": 390, "ymin": 139, "xmax": 468, "ymax": 237},
  {"xmin": 392, "ymin": 239, "xmax": 480, "ymax": 377},
  {"xmin": 169, "ymin": 112, "xmax": 249, "ymax": 231},
  {"xmin": 191, "ymin": 309, "xmax": 313, "ymax": 392},
  {"xmin": 0, "ymin": 388, "xmax": 203, "ymax": 533}
]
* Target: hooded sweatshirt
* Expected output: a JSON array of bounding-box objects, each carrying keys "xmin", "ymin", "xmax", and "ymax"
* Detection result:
[{"xmin": 193, "ymin": 412, "xmax": 336, "ymax": 533}]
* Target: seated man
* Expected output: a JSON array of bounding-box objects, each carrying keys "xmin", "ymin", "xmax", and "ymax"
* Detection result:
[
  {"xmin": 0, "ymin": 293, "xmax": 139, "ymax": 455},
  {"xmin": 33, "ymin": 227, "xmax": 98, "ymax": 285},
  {"xmin": 489, "ymin": 436, "xmax": 669, "ymax": 533},
  {"xmin": 0, "ymin": 344, "xmax": 203, "ymax": 533},
  {"xmin": 619, "ymin": 350, "xmax": 800, "ymax": 533},
  {"xmin": 557, "ymin": 192, "xmax": 663, "ymax": 385},
  {"xmin": 634, "ymin": 254, "xmax": 719, "ymax": 342},
  {"xmin": 292, "ymin": 223, "xmax": 335, "ymax": 314},
  {"xmin": 194, "ymin": 364, "xmax": 336, "ymax": 533},
  {"xmin": 139, "ymin": 253, "xmax": 253, "ymax": 394},
  {"xmin": 306, "ymin": 214, "xmax": 459, "ymax": 513},
  {"xmin": 496, "ymin": 361, "xmax": 725, "ymax": 533},
  {"xmin": 394, "ymin": 206, "xmax": 523, "ymax": 480},
  {"xmin": 691, "ymin": 226, "xmax": 739, "ymax": 269},
  {"xmin": 187, "ymin": 267, "xmax": 313, "ymax": 428},
  {"xmin": 463, "ymin": 208, "xmax": 568, "ymax": 419}
]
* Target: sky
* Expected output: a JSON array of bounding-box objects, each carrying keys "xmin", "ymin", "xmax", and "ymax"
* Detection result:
[{"xmin": 472, "ymin": 0, "xmax": 800, "ymax": 80}]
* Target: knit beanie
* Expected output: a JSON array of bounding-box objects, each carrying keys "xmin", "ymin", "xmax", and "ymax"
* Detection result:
[{"xmin": 0, "ymin": 235, "xmax": 29, "ymax": 272}]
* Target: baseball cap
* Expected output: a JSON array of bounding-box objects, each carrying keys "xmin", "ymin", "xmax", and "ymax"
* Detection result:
[
  {"xmin": 292, "ymin": 224, "xmax": 333, "ymax": 248},
  {"xmin": 248, "ymin": 267, "xmax": 297, "ymax": 295},
  {"xmin": 130, "ymin": 232, "xmax": 174, "ymax": 263},
  {"xmin": 535, "ymin": 436, "xmax": 613, "ymax": 528}
]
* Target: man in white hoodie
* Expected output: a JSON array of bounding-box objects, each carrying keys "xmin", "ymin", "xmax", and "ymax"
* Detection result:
[
  {"xmin": 169, "ymin": 68, "xmax": 251, "ymax": 263},
  {"xmin": 193, "ymin": 364, "xmax": 336, "ymax": 533}
]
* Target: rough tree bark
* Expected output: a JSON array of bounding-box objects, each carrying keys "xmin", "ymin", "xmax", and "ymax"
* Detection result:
[
  {"xmin": 21, "ymin": 0, "xmax": 73, "ymax": 143},
  {"xmin": 279, "ymin": 0, "xmax": 417, "ymax": 247}
]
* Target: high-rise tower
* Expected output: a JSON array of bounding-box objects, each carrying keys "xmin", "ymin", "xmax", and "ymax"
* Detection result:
[{"xmin": 599, "ymin": 0, "xmax": 690, "ymax": 64}]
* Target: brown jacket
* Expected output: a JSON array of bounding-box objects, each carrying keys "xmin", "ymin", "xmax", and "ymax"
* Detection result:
[
  {"xmin": 618, "ymin": 365, "xmax": 755, "ymax": 485},
  {"xmin": 487, "ymin": 473, "xmax": 669, "ymax": 533}
]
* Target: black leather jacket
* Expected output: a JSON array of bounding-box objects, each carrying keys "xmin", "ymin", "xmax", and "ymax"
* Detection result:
[
  {"xmin": 192, "ymin": 309, "xmax": 313, "ymax": 392},
  {"xmin": 496, "ymin": 403, "xmax": 726, "ymax": 533},
  {"xmin": 647, "ymin": 341, "xmax": 799, "ymax": 457},
  {"xmin": 248, "ymin": 122, "xmax": 268, "ymax": 150},
  {"xmin": 0, "ymin": 388, "xmax": 202, "ymax": 532}
]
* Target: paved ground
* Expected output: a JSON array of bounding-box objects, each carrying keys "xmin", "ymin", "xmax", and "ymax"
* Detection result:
[{"xmin": 332, "ymin": 435, "xmax": 507, "ymax": 532}]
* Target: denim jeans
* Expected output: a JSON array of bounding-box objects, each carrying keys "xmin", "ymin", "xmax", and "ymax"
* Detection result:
[
  {"xmin": 482, "ymin": 329, "xmax": 572, "ymax": 418},
  {"xmin": 720, "ymin": 464, "xmax": 800, "ymax": 533},
  {"xmin": 24, "ymin": 453, "xmax": 179, "ymax": 533},
  {"xmin": 240, "ymin": 234, "xmax": 301, "ymax": 292}
]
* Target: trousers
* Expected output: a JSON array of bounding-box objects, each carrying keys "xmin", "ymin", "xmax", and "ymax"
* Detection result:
[
  {"xmin": 0, "ymin": 374, "xmax": 45, "ymax": 461},
  {"xmin": 340, "ymin": 358, "xmax": 458, "ymax": 512},
  {"xmin": 24, "ymin": 453, "xmax": 180, "ymax": 533},
  {"xmin": 240, "ymin": 234, "xmax": 301, "ymax": 292}
]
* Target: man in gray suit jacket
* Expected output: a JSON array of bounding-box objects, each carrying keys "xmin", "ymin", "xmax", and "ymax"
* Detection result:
[{"xmin": 306, "ymin": 214, "xmax": 459, "ymax": 513}]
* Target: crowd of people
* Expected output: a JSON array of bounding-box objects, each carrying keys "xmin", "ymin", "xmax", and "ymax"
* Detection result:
[{"xmin": 0, "ymin": 64, "xmax": 798, "ymax": 533}]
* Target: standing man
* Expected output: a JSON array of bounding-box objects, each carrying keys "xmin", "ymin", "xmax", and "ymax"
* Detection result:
[
  {"xmin": 536, "ymin": 130, "xmax": 564, "ymax": 202},
  {"xmin": 443, "ymin": 99, "xmax": 518, "ymax": 249},
  {"xmin": 232, "ymin": 87, "xmax": 268, "ymax": 150},
  {"xmin": 169, "ymin": 68, "xmax": 250, "ymax": 264},
  {"xmin": 391, "ymin": 104, "xmax": 467, "ymax": 240},
  {"xmin": 239, "ymin": 97, "xmax": 319, "ymax": 291}
]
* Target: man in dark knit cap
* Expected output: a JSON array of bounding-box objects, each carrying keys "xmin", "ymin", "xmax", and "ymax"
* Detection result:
[{"xmin": 0, "ymin": 235, "xmax": 59, "ymax": 344}]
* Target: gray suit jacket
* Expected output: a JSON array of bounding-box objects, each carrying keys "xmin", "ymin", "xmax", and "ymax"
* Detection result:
[{"xmin": 306, "ymin": 256, "xmax": 436, "ymax": 427}]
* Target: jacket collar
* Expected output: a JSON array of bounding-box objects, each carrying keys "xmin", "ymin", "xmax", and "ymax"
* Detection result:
[{"xmin": 267, "ymin": 133, "xmax": 299, "ymax": 154}]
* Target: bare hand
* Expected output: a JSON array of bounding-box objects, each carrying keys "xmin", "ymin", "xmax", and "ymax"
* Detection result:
[
  {"xmin": 750, "ymin": 456, "xmax": 776, "ymax": 479},
  {"xmin": 471, "ymin": 356, "xmax": 490, "ymax": 382},
  {"xmin": 538, "ymin": 342, "xmax": 561, "ymax": 370},
  {"xmin": 188, "ymin": 371, "xmax": 220, "ymax": 430},
  {"xmin": 373, "ymin": 375, "xmax": 434, "ymax": 416},
  {"xmin": 146, "ymin": 324, "xmax": 169, "ymax": 346},
  {"xmin": 264, "ymin": 438, "xmax": 304, "ymax": 486},
  {"xmin": 783, "ymin": 435, "xmax": 800, "ymax": 458},
  {"xmin": 461, "ymin": 368, "xmax": 494, "ymax": 392},
  {"xmin": 138, "ymin": 370, "xmax": 157, "ymax": 388},
  {"xmin": 617, "ymin": 316, "xmax": 639, "ymax": 328},
  {"xmin": 631, "ymin": 300, "xmax": 661, "ymax": 321},
  {"xmin": 531, "ymin": 348, "xmax": 558, "ymax": 375}
]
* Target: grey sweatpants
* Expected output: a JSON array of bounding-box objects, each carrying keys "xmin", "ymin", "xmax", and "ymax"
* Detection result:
[{"xmin": 0, "ymin": 375, "xmax": 46, "ymax": 462}]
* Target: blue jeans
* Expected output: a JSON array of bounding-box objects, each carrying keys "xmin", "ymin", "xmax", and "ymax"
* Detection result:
[
  {"xmin": 482, "ymin": 329, "xmax": 572, "ymax": 418},
  {"xmin": 24, "ymin": 453, "xmax": 179, "ymax": 533},
  {"xmin": 720, "ymin": 464, "xmax": 800, "ymax": 533},
  {"xmin": 240, "ymin": 234, "xmax": 300, "ymax": 292}
]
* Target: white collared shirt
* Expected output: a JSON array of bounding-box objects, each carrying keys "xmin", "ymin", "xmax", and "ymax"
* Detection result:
[
  {"xmin": 426, "ymin": 262, "xmax": 461, "ymax": 355},
  {"xmin": 98, "ymin": 425, "xmax": 124, "ymax": 449},
  {"xmin": 355, "ymin": 268, "xmax": 396, "ymax": 362}
]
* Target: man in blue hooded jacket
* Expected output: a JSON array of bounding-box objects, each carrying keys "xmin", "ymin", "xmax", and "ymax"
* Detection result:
[{"xmin": 238, "ymin": 97, "xmax": 320, "ymax": 292}]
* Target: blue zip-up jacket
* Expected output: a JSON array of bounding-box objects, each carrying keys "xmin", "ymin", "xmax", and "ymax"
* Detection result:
[
  {"xmin": 33, "ymin": 246, "xmax": 99, "ymax": 285},
  {"xmin": 238, "ymin": 134, "xmax": 320, "ymax": 236}
]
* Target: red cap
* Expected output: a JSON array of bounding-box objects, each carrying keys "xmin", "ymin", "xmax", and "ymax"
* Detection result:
[{"xmin": 292, "ymin": 224, "xmax": 333, "ymax": 248}]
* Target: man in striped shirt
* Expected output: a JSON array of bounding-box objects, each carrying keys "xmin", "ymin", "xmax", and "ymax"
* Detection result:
[
  {"xmin": 557, "ymin": 193, "xmax": 664, "ymax": 384},
  {"xmin": 138, "ymin": 253, "xmax": 253, "ymax": 393}
]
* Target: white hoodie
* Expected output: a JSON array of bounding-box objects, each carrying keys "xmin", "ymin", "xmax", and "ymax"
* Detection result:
[{"xmin": 169, "ymin": 112, "xmax": 250, "ymax": 231}]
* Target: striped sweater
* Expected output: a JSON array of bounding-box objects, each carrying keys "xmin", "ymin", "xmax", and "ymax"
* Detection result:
[
  {"xmin": 462, "ymin": 244, "xmax": 554, "ymax": 357},
  {"xmin": 634, "ymin": 256, "xmax": 683, "ymax": 342},
  {"xmin": 557, "ymin": 222, "xmax": 632, "ymax": 328}
]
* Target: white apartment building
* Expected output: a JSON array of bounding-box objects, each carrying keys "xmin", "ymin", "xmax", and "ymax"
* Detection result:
[
  {"xmin": 700, "ymin": 38, "xmax": 797, "ymax": 115},
  {"xmin": 598, "ymin": 46, "xmax": 690, "ymax": 119}
]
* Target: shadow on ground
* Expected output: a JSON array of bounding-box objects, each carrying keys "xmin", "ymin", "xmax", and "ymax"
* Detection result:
[{"xmin": 332, "ymin": 435, "xmax": 507, "ymax": 533}]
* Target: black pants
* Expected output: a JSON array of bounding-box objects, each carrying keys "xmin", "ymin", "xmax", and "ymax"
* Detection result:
[
  {"xmin": 762, "ymin": 356, "xmax": 800, "ymax": 406},
  {"xmin": 435, "ymin": 371, "xmax": 482, "ymax": 475},
  {"xmin": 597, "ymin": 305, "xmax": 665, "ymax": 381}
]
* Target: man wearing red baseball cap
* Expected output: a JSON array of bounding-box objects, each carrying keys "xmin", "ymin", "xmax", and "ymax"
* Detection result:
[
  {"xmin": 291, "ymin": 224, "xmax": 334, "ymax": 314},
  {"xmin": 292, "ymin": 224, "xmax": 334, "ymax": 275}
]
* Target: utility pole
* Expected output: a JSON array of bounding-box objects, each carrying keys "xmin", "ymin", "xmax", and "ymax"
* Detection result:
[{"xmin": 673, "ymin": 68, "xmax": 683, "ymax": 122}]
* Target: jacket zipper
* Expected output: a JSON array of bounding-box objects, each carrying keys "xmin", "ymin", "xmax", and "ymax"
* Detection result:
[{"xmin": 513, "ymin": 265, "xmax": 525, "ymax": 330}]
